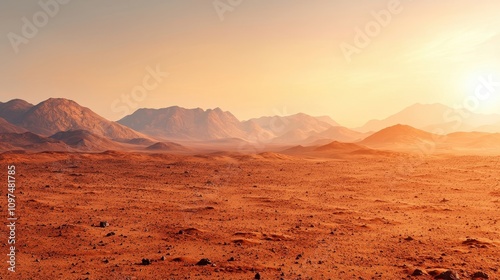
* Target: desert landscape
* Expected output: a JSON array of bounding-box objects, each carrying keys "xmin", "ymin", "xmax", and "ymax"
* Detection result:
[
  {"xmin": 1, "ymin": 150, "xmax": 499, "ymax": 279},
  {"xmin": 2, "ymin": 1, "xmax": 500, "ymax": 279},
  {"xmin": 0, "ymin": 98, "xmax": 500, "ymax": 279}
]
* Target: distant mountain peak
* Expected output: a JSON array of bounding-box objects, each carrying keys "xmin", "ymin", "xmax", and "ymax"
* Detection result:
[
  {"xmin": 10, "ymin": 98, "xmax": 146, "ymax": 139},
  {"xmin": 0, "ymin": 99, "xmax": 34, "ymax": 123},
  {"xmin": 356, "ymin": 103, "xmax": 498, "ymax": 133},
  {"xmin": 118, "ymin": 105, "xmax": 244, "ymax": 140},
  {"xmin": 3, "ymin": 98, "xmax": 33, "ymax": 106}
]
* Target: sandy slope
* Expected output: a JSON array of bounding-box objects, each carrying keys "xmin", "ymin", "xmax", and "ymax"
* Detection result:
[{"xmin": 0, "ymin": 152, "xmax": 499, "ymax": 279}]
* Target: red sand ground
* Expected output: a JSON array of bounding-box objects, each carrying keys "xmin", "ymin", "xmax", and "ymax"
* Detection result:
[{"xmin": 0, "ymin": 151, "xmax": 499, "ymax": 279}]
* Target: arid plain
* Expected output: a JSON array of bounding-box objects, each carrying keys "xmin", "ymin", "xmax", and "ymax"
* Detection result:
[
  {"xmin": 4, "ymin": 1, "xmax": 500, "ymax": 278},
  {"xmin": 2, "ymin": 99, "xmax": 500, "ymax": 279},
  {"xmin": 1, "ymin": 149, "xmax": 499, "ymax": 279}
]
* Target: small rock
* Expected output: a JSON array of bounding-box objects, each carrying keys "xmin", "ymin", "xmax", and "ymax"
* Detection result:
[
  {"xmin": 434, "ymin": 270, "xmax": 459, "ymax": 280},
  {"xmin": 196, "ymin": 258, "xmax": 212, "ymax": 266},
  {"xmin": 412, "ymin": 269, "xmax": 425, "ymax": 276},
  {"xmin": 227, "ymin": 257, "xmax": 235, "ymax": 262},
  {"xmin": 404, "ymin": 236, "xmax": 414, "ymax": 241},
  {"xmin": 99, "ymin": 221, "xmax": 109, "ymax": 228},
  {"xmin": 254, "ymin": 272, "xmax": 261, "ymax": 279},
  {"xmin": 471, "ymin": 272, "xmax": 489, "ymax": 279},
  {"xmin": 105, "ymin": 232, "xmax": 115, "ymax": 237},
  {"xmin": 141, "ymin": 259, "xmax": 152, "ymax": 265},
  {"xmin": 160, "ymin": 256, "xmax": 166, "ymax": 261}
]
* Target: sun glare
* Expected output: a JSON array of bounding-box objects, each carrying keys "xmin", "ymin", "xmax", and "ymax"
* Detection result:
[{"xmin": 459, "ymin": 67, "xmax": 500, "ymax": 114}]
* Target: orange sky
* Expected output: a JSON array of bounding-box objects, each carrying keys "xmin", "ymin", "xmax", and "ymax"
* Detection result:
[{"xmin": 1, "ymin": 0, "xmax": 500, "ymax": 127}]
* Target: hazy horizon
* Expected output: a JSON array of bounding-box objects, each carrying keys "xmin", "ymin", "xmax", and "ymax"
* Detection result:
[
  {"xmin": 0, "ymin": 96, "xmax": 456, "ymax": 124},
  {"xmin": 1, "ymin": 1, "xmax": 500, "ymax": 127}
]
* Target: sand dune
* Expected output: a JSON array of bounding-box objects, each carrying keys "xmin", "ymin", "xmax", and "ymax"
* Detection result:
[
  {"xmin": 0, "ymin": 132, "xmax": 71, "ymax": 152},
  {"xmin": 50, "ymin": 130, "xmax": 126, "ymax": 151},
  {"xmin": 145, "ymin": 141, "xmax": 191, "ymax": 153},
  {"xmin": 281, "ymin": 140, "xmax": 393, "ymax": 159},
  {"xmin": 359, "ymin": 124, "xmax": 438, "ymax": 149},
  {"xmin": 314, "ymin": 141, "xmax": 368, "ymax": 152},
  {"xmin": 118, "ymin": 137, "xmax": 157, "ymax": 146},
  {"xmin": 358, "ymin": 125, "xmax": 500, "ymax": 154}
]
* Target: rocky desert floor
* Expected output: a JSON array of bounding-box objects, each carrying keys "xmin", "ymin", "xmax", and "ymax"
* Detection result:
[{"xmin": 0, "ymin": 151, "xmax": 499, "ymax": 279}]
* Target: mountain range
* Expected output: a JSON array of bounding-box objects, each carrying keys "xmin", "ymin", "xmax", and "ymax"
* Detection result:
[
  {"xmin": 1, "ymin": 98, "xmax": 500, "ymax": 154},
  {"xmin": 116, "ymin": 107, "xmax": 362, "ymax": 144},
  {"xmin": 117, "ymin": 106, "xmax": 248, "ymax": 140},
  {"xmin": 0, "ymin": 98, "xmax": 362, "ymax": 152},
  {"xmin": 357, "ymin": 103, "xmax": 500, "ymax": 133},
  {"xmin": 358, "ymin": 124, "xmax": 500, "ymax": 154}
]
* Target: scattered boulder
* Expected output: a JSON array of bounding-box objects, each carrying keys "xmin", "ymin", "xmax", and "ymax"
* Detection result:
[
  {"xmin": 255, "ymin": 272, "xmax": 261, "ymax": 279},
  {"xmin": 471, "ymin": 272, "xmax": 489, "ymax": 279},
  {"xmin": 227, "ymin": 257, "xmax": 235, "ymax": 262},
  {"xmin": 99, "ymin": 221, "xmax": 109, "ymax": 228},
  {"xmin": 412, "ymin": 269, "xmax": 425, "ymax": 276},
  {"xmin": 141, "ymin": 258, "xmax": 152, "ymax": 265},
  {"xmin": 435, "ymin": 270, "xmax": 459, "ymax": 280},
  {"xmin": 196, "ymin": 258, "xmax": 212, "ymax": 266},
  {"xmin": 105, "ymin": 232, "xmax": 115, "ymax": 237}
]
